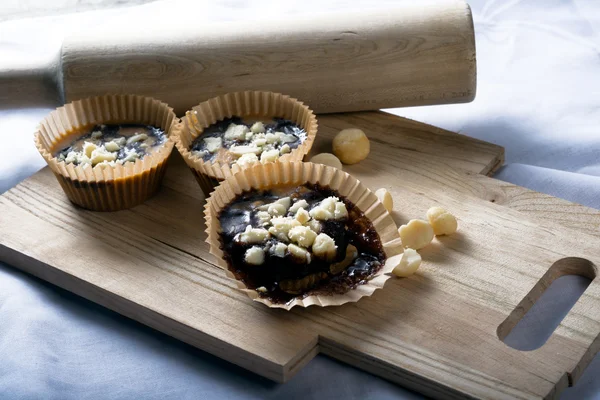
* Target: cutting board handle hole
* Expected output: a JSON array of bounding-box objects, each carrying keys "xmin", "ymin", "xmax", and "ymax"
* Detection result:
[{"xmin": 497, "ymin": 257, "xmax": 596, "ymax": 351}]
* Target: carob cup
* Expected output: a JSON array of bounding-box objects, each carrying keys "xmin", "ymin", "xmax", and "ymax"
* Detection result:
[
  {"xmin": 172, "ymin": 91, "xmax": 317, "ymax": 196},
  {"xmin": 205, "ymin": 161, "xmax": 403, "ymax": 309},
  {"xmin": 34, "ymin": 94, "xmax": 178, "ymax": 211}
]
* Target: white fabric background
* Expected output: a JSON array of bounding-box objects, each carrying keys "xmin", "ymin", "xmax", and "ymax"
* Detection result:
[{"xmin": 0, "ymin": 1, "xmax": 599, "ymax": 399}]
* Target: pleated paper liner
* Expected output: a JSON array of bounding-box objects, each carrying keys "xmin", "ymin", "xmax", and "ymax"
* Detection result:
[
  {"xmin": 204, "ymin": 161, "xmax": 404, "ymax": 310},
  {"xmin": 172, "ymin": 91, "xmax": 318, "ymax": 197},
  {"xmin": 34, "ymin": 94, "xmax": 178, "ymax": 211}
]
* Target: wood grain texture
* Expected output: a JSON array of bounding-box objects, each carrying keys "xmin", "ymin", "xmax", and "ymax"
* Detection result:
[
  {"xmin": 467, "ymin": 173, "xmax": 600, "ymax": 238},
  {"xmin": 60, "ymin": 1, "xmax": 476, "ymax": 114},
  {"xmin": 1, "ymin": 111, "xmax": 599, "ymax": 400},
  {"xmin": 315, "ymin": 111, "xmax": 504, "ymax": 176}
]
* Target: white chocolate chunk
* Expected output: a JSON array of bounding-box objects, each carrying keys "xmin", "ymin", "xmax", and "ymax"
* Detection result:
[
  {"xmin": 309, "ymin": 206, "xmax": 333, "ymax": 221},
  {"xmin": 65, "ymin": 150, "xmax": 90, "ymax": 165},
  {"xmin": 398, "ymin": 219, "xmax": 434, "ymax": 250},
  {"xmin": 281, "ymin": 133, "xmax": 297, "ymax": 143},
  {"xmin": 289, "ymin": 199, "xmax": 309, "ymax": 213},
  {"xmin": 252, "ymin": 138, "xmax": 267, "ymax": 147},
  {"xmin": 288, "ymin": 243, "xmax": 311, "ymax": 264},
  {"xmin": 310, "ymin": 153, "xmax": 343, "ymax": 169},
  {"xmin": 120, "ymin": 148, "xmax": 139, "ymax": 163},
  {"xmin": 104, "ymin": 140, "xmax": 121, "ymax": 152},
  {"xmin": 392, "ymin": 248, "xmax": 422, "ymax": 277},
  {"xmin": 204, "ymin": 137, "xmax": 223, "ymax": 153},
  {"xmin": 235, "ymin": 153, "xmax": 259, "ymax": 168},
  {"xmin": 230, "ymin": 145, "xmax": 261, "ymax": 156},
  {"xmin": 245, "ymin": 246, "xmax": 265, "ymax": 265},
  {"xmin": 320, "ymin": 197, "xmax": 338, "ymax": 213},
  {"xmin": 90, "ymin": 146, "xmax": 118, "ymax": 165},
  {"xmin": 268, "ymin": 217, "xmax": 301, "ymax": 241},
  {"xmin": 375, "ymin": 188, "xmax": 394, "ymax": 212},
  {"xmin": 426, "ymin": 206, "xmax": 458, "ymax": 236},
  {"xmin": 114, "ymin": 137, "xmax": 127, "ymax": 146},
  {"xmin": 306, "ymin": 219, "xmax": 322, "ymax": 233},
  {"xmin": 270, "ymin": 215, "xmax": 299, "ymax": 231},
  {"xmin": 275, "ymin": 132, "xmax": 286, "ymax": 142},
  {"xmin": 264, "ymin": 197, "xmax": 291, "ymax": 216},
  {"xmin": 265, "ymin": 133, "xmax": 279, "ymax": 144},
  {"xmin": 251, "ymin": 122, "xmax": 265, "ymax": 133},
  {"xmin": 280, "ymin": 144, "xmax": 291, "ymax": 155},
  {"xmin": 312, "ymin": 233, "xmax": 337, "ymax": 261},
  {"xmin": 256, "ymin": 286, "xmax": 268, "ymax": 293},
  {"xmin": 260, "ymin": 149, "xmax": 280, "ymax": 163},
  {"xmin": 334, "ymin": 202, "xmax": 348, "ymax": 220},
  {"xmin": 224, "ymin": 123, "xmax": 250, "ymax": 141},
  {"xmin": 245, "ymin": 132, "xmax": 254, "ymax": 141},
  {"xmin": 268, "ymin": 203, "xmax": 287, "ymax": 216},
  {"xmin": 271, "ymin": 242, "xmax": 288, "ymax": 258},
  {"xmin": 96, "ymin": 160, "xmax": 116, "ymax": 167},
  {"xmin": 237, "ymin": 225, "xmax": 270, "ymax": 244},
  {"xmin": 294, "ymin": 207, "xmax": 310, "ymax": 224},
  {"xmin": 310, "ymin": 197, "xmax": 348, "ymax": 221},
  {"xmin": 288, "ymin": 226, "xmax": 317, "ymax": 247},
  {"xmin": 83, "ymin": 141, "xmax": 97, "ymax": 158},
  {"xmin": 275, "ymin": 197, "xmax": 291, "ymax": 211},
  {"xmin": 126, "ymin": 133, "xmax": 148, "ymax": 145},
  {"xmin": 91, "ymin": 130, "xmax": 103, "ymax": 139},
  {"xmin": 256, "ymin": 211, "xmax": 271, "ymax": 226},
  {"xmin": 268, "ymin": 228, "xmax": 288, "ymax": 242}
]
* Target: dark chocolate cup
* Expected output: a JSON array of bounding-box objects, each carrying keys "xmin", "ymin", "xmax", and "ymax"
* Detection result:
[
  {"xmin": 204, "ymin": 161, "xmax": 403, "ymax": 310},
  {"xmin": 172, "ymin": 91, "xmax": 318, "ymax": 197},
  {"xmin": 34, "ymin": 94, "xmax": 178, "ymax": 211}
]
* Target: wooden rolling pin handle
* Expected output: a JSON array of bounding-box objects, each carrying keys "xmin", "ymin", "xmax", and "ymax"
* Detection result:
[{"xmin": 0, "ymin": 52, "xmax": 62, "ymax": 108}]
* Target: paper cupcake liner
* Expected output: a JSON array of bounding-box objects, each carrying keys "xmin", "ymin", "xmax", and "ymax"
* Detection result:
[
  {"xmin": 34, "ymin": 94, "xmax": 178, "ymax": 211},
  {"xmin": 204, "ymin": 161, "xmax": 404, "ymax": 310},
  {"xmin": 172, "ymin": 91, "xmax": 318, "ymax": 196}
]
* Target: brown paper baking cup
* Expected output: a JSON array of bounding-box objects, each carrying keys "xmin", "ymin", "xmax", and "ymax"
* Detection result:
[
  {"xmin": 34, "ymin": 94, "xmax": 178, "ymax": 211},
  {"xmin": 172, "ymin": 91, "xmax": 318, "ymax": 196},
  {"xmin": 204, "ymin": 161, "xmax": 404, "ymax": 310}
]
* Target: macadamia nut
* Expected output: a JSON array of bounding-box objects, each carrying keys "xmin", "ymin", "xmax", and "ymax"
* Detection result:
[
  {"xmin": 398, "ymin": 219, "xmax": 434, "ymax": 250},
  {"xmin": 332, "ymin": 128, "xmax": 370, "ymax": 164},
  {"xmin": 392, "ymin": 248, "xmax": 422, "ymax": 277},
  {"xmin": 427, "ymin": 206, "xmax": 458, "ymax": 236},
  {"xmin": 375, "ymin": 188, "xmax": 393, "ymax": 212},
  {"xmin": 310, "ymin": 153, "xmax": 343, "ymax": 169}
]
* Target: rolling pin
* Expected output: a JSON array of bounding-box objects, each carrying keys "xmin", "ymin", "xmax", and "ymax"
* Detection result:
[{"xmin": 3, "ymin": 1, "xmax": 476, "ymax": 114}]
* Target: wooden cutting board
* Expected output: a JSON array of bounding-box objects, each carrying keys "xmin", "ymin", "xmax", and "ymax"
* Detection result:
[{"xmin": 1, "ymin": 111, "xmax": 599, "ymax": 400}]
